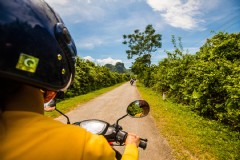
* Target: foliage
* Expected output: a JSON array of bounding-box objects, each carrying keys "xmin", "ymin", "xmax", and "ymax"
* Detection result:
[
  {"xmin": 152, "ymin": 36, "xmax": 195, "ymax": 100},
  {"xmin": 127, "ymin": 103, "xmax": 143, "ymax": 116},
  {"xmin": 122, "ymin": 25, "xmax": 162, "ymax": 86},
  {"xmin": 186, "ymin": 32, "xmax": 240, "ymax": 130},
  {"xmin": 64, "ymin": 57, "xmax": 130, "ymax": 99},
  {"xmin": 141, "ymin": 32, "xmax": 240, "ymax": 131},
  {"xmin": 123, "ymin": 24, "xmax": 162, "ymax": 59},
  {"xmin": 137, "ymin": 82, "xmax": 240, "ymax": 160}
]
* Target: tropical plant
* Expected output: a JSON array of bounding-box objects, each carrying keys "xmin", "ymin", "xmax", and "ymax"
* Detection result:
[{"xmin": 122, "ymin": 24, "xmax": 162, "ymax": 86}]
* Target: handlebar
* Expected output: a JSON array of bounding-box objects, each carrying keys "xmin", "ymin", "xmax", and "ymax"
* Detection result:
[
  {"xmin": 139, "ymin": 138, "xmax": 148, "ymax": 150},
  {"xmin": 115, "ymin": 130, "xmax": 148, "ymax": 150},
  {"xmin": 74, "ymin": 120, "xmax": 148, "ymax": 150}
]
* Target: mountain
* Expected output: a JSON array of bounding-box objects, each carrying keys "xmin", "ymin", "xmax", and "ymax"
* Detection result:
[{"xmin": 105, "ymin": 62, "xmax": 127, "ymax": 73}]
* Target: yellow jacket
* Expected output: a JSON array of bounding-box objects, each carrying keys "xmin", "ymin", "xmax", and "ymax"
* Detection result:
[{"xmin": 0, "ymin": 111, "xmax": 138, "ymax": 160}]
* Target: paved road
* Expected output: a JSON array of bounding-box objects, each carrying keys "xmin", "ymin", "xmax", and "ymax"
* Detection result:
[{"xmin": 55, "ymin": 82, "xmax": 175, "ymax": 160}]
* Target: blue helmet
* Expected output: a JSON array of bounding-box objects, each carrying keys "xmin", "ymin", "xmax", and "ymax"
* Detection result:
[{"xmin": 0, "ymin": 0, "xmax": 77, "ymax": 91}]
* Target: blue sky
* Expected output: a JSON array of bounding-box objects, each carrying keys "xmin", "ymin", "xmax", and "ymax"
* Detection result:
[{"xmin": 45, "ymin": 0, "xmax": 240, "ymax": 68}]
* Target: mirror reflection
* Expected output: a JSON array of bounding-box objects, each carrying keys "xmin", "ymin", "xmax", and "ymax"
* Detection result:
[{"xmin": 127, "ymin": 100, "xmax": 150, "ymax": 118}]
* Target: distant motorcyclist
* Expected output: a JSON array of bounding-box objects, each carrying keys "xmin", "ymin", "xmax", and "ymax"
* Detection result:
[
  {"xmin": 0, "ymin": 0, "xmax": 140, "ymax": 159},
  {"xmin": 130, "ymin": 78, "xmax": 135, "ymax": 85}
]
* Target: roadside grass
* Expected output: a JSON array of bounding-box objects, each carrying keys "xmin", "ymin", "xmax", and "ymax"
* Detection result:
[
  {"xmin": 44, "ymin": 82, "xmax": 125, "ymax": 118},
  {"xmin": 137, "ymin": 82, "xmax": 240, "ymax": 160}
]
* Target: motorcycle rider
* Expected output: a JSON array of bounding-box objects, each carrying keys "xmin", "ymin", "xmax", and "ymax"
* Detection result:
[
  {"xmin": 130, "ymin": 78, "xmax": 134, "ymax": 85},
  {"xmin": 0, "ymin": 0, "xmax": 140, "ymax": 159}
]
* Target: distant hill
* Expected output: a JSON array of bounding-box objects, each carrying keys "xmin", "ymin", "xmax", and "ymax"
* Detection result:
[{"xmin": 105, "ymin": 62, "xmax": 128, "ymax": 73}]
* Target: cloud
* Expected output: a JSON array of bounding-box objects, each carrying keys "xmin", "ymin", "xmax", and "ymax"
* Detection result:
[
  {"xmin": 83, "ymin": 56, "xmax": 123, "ymax": 66},
  {"xmin": 45, "ymin": 0, "xmax": 166, "ymax": 50},
  {"xmin": 96, "ymin": 57, "xmax": 122, "ymax": 65},
  {"xmin": 45, "ymin": 0, "xmax": 162, "ymax": 29},
  {"xmin": 45, "ymin": 0, "xmax": 143, "ymax": 23},
  {"xmin": 83, "ymin": 56, "xmax": 95, "ymax": 62},
  {"xmin": 146, "ymin": 0, "xmax": 205, "ymax": 30}
]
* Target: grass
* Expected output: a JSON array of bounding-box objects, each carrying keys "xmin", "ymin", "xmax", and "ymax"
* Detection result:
[
  {"xmin": 136, "ymin": 82, "xmax": 240, "ymax": 160},
  {"xmin": 44, "ymin": 82, "xmax": 125, "ymax": 118}
]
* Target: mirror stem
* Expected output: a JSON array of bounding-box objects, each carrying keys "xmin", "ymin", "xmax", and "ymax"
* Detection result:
[
  {"xmin": 116, "ymin": 114, "xmax": 128, "ymax": 126},
  {"xmin": 55, "ymin": 108, "xmax": 71, "ymax": 124}
]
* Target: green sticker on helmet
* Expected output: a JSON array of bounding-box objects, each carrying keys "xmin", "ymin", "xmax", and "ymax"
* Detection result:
[{"xmin": 16, "ymin": 53, "xmax": 39, "ymax": 73}]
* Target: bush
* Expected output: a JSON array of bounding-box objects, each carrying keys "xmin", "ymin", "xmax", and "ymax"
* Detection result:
[
  {"xmin": 64, "ymin": 57, "xmax": 129, "ymax": 98},
  {"xmin": 144, "ymin": 32, "xmax": 240, "ymax": 131}
]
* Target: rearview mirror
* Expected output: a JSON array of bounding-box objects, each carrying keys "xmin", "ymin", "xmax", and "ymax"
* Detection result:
[
  {"xmin": 127, "ymin": 100, "xmax": 150, "ymax": 118},
  {"xmin": 44, "ymin": 98, "xmax": 56, "ymax": 112}
]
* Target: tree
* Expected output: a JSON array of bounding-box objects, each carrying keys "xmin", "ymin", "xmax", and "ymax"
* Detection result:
[
  {"xmin": 150, "ymin": 32, "xmax": 240, "ymax": 130},
  {"xmin": 131, "ymin": 55, "xmax": 150, "ymax": 75},
  {"xmin": 165, "ymin": 35, "xmax": 184, "ymax": 59},
  {"xmin": 122, "ymin": 24, "xmax": 162, "ymax": 86},
  {"xmin": 123, "ymin": 24, "xmax": 162, "ymax": 61},
  {"xmin": 64, "ymin": 57, "xmax": 129, "ymax": 98}
]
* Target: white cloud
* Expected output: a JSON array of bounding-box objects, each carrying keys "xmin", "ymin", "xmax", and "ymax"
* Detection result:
[
  {"xmin": 83, "ymin": 56, "xmax": 95, "ymax": 62},
  {"xmin": 96, "ymin": 57, "xmax": 122, "ymax": 65},
  {"xmin": 82, "ymin": 56, "xmax": 123, "ymax": 66},
  {"xmin": 146, "ymin": 0, "xmax": 206, "ymax": 30},
  {"xmin": 45, "ymin": 0, "xmax": 142, "ymax": 23},
  {"xmin": 45, "ymin": 0, "xmax": 157, "ymax": 50}
]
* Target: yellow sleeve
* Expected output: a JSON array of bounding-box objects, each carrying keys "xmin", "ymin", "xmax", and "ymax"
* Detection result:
[
  {"xmin": 83, "ymin": 134, "xmax": 116, "ymax": 160},
  {"xmin": 121, "ymin": 144, "xmax": 139, "ymax": 160},
  {"xmin": 83, "ymin": 132, "xmax": 138, "ymax": 160}
]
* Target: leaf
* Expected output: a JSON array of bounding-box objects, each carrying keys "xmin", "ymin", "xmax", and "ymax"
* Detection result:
[{"xmin": 192, "ymin": 90, "xmax": 202, "ymax": 99}]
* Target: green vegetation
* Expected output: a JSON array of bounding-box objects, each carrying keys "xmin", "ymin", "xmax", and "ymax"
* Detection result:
[
  {"xmin": 122, "ymin": 25, "xmax": 240, "ymax": 159},
  {"xmin": 127, "ymin": 102, "xmax": 143, "ymax": 117},
  {"xmin": 137, "ymin": 82, "xmax": 240, "ymax": 160},
  {"xmin": 45, "ymin": 27, "xmax": 240, "ymax": 159},
  {"xmin": 123, "ymin": 28, "xmax": 240, "ymax": 131},
  {"xmin": 45, "ymin": 83, "xmax": 124, "ymax": 118},
  {"xmin": 64, "ymin": 57, "xmax": 130, "ymax": 98},
  {"xmin": 122, "ymin": 24, "xmax": 162, "ymax": 87},
  {"xmin": 149, "ymin": 32, "xmax": 240, "ymax": 131}
]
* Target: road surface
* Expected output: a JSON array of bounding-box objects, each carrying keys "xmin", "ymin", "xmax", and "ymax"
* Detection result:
[{"xmin": 55, "ymin": 82, "xmax": 175, "ymax": 160}]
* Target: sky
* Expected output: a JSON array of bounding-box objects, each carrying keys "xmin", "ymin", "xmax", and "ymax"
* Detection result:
[{"xmin": 45, "ymin": 0, "xmax": 240, "ymax": 69}]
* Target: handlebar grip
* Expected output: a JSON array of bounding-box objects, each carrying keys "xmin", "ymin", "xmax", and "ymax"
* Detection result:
[
  {"xmin": 116, "ymin": 130, "xmax": 148, "ymax": 150},
  {"xmin": 139, "ymin": 139, "xmax": 147, "ymax": 150}
]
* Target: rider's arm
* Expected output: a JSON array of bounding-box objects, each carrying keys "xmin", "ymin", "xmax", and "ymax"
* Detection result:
[
  {"xmin": 121, "ymin": 144, "xmax": 139, "ymax": 160},
  {"xmin": 83, "ymin": 132, "xmax": 139, "ymax": 160},
  {"xmin": 83, "ymin": 134, "xmax": 116, "ymax": 160},
  {"xmin": 121, "ymin": 133, "xmax": 140, "ymax": 160}
]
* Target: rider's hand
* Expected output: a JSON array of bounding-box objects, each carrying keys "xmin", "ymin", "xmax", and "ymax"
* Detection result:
[{"xmin": 125, "ymin": 133, "xmax": 140, "ymax": 147}]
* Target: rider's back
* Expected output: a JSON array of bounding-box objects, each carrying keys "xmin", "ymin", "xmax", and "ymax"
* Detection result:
[
  {"xmin": 1, "ymin": 111, "xmax": 138, "ymax": 160},
  {"xmin": 1, "ymin": 111, "xmax": 115, "ymax": 160}
]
